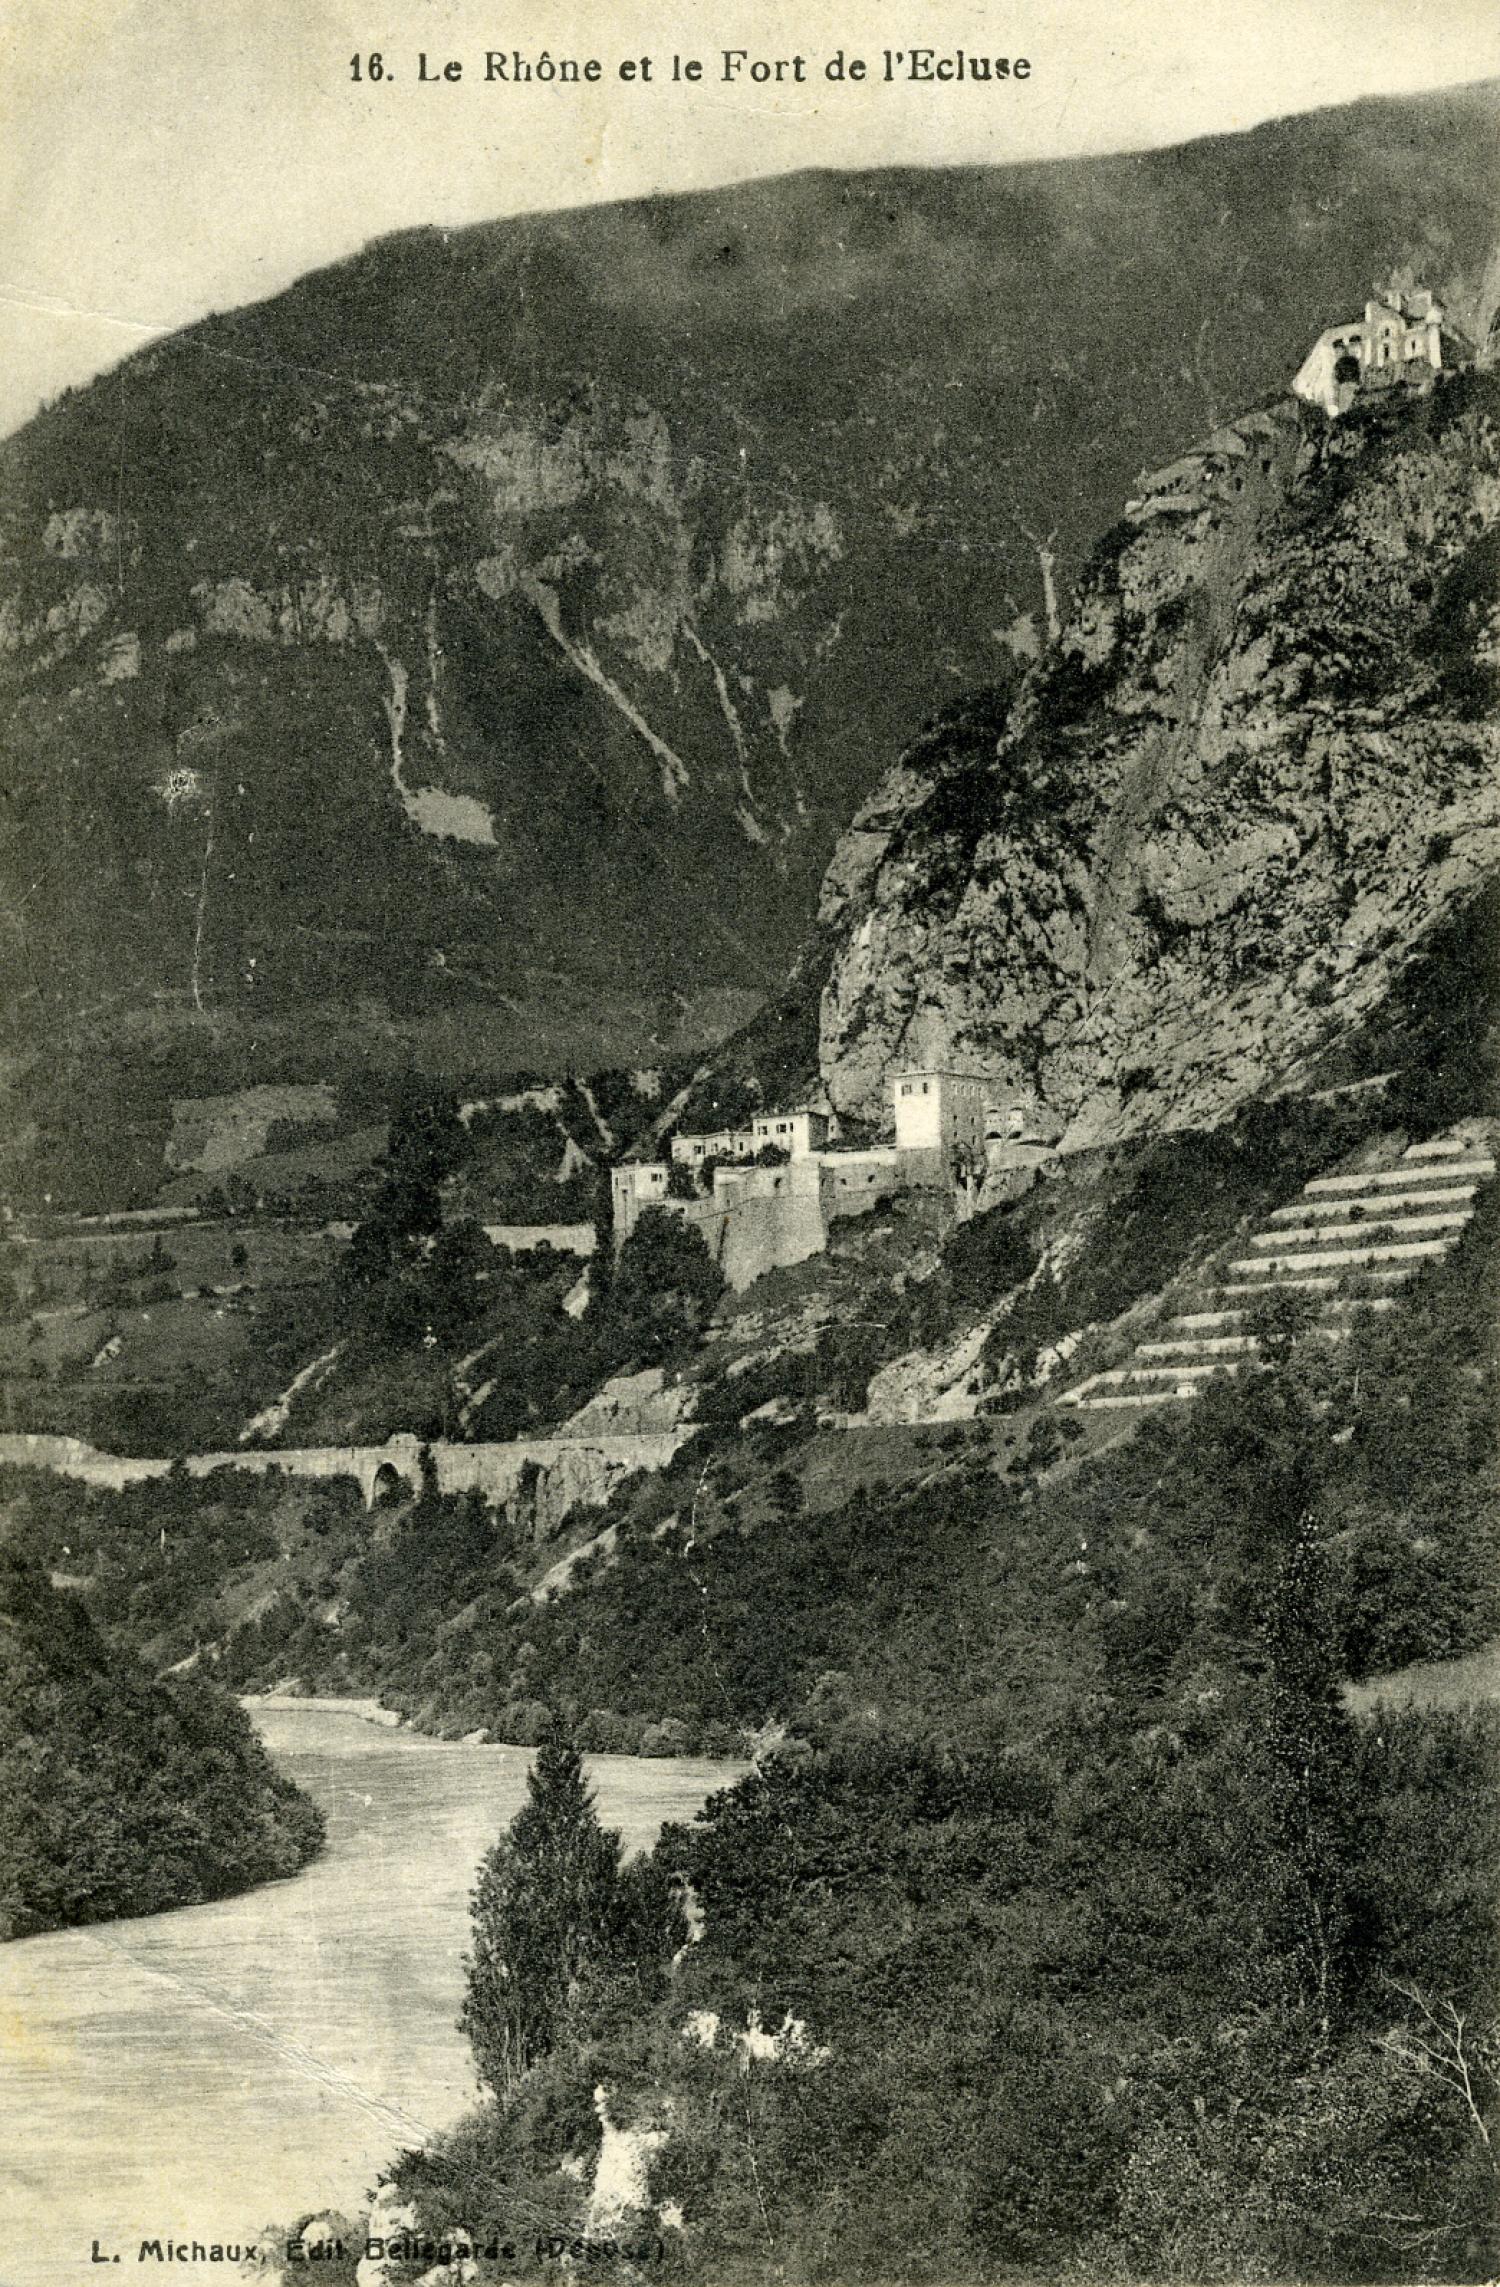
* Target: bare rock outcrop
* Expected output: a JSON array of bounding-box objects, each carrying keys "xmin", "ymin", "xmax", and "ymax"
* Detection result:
[
  {"xmin": 819, "ymin": 381, "xmax": 1500, "ymax": 1147},
  {"xmin": 555, "ymin": 1366, "xmax": 696, "ymax": 1439}
]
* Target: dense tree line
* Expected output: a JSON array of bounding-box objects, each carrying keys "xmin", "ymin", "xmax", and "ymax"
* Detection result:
[
  {"xmin": 7, "ymin": 1181, "xmax": 1494, "ymax": 1772},
  {"xmin": 461, "ymin": 1720, "xmax": 685, "ymax": 2099}
]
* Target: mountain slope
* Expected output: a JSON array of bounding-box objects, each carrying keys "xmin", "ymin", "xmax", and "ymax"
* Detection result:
[
  {"xmin": 1, "ymin": 83, "xmax": 1498, "ymax": 1162},
  {"xmin": 817, "ymin": 372, "xmax": 1500, "ymax": 1142}
]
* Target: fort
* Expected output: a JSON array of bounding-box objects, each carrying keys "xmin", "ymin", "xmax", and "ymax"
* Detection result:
[
  {"xmin": 1292, "ymin": 286, "xmax": 1458, "ymax": 418},
  {"xmin": 614, "ymin": 1069, "xmax": 1065, "ymax": 1289}
]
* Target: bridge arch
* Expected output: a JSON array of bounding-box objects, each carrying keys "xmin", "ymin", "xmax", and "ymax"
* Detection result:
[{"xmin": 367, "ymin": 1458, "xmax": 409, "ymax": 1508}]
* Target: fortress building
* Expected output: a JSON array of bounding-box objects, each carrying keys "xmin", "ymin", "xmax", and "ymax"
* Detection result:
[
  {"xmin": 614, "ymin": 1067, "xmax": 1066, "ymax": 1281},
  {"xmin": 610, "ymin": 1160, "xmax": 670, "ymax": 1241},
  {"xmin": 891, "ymin": 1069, "xmax": 990, "ymax": 1187},
  {"xmin": 1293, "ymin": 287, "xmax": 1451, "ymax": 419},
  {"xmin": 669, "ymin": 1110, "xmax": 830, "ymax": 1170}
]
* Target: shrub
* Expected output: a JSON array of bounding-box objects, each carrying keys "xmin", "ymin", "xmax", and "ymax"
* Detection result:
[
  {"xmin": 944, "ymin": 1205, "xmax": 1039, "ymax": 1311},
  {"xmin": 639, "ymin": 1717, "xmax": 692, "ymax": 1758},
  {"xmin": 607, "ymin": 1209, "xmax": 724, "ymax": 1365}
]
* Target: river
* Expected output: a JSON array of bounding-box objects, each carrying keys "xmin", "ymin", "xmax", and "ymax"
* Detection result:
[{"xmin": 0, "ymin": 1703, "xmax": 741, "ymax": 2287}]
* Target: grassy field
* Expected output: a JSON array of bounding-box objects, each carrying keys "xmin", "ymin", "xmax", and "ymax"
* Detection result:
[{"xmin": 5, "ymin": 1218, "xmax": 345, "ymax": 1312}]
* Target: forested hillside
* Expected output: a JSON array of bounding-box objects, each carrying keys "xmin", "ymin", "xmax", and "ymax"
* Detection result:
[
  {"xmin": 0, "ymin": 1551, "xmax": 324, "ymax": 1939},
  {"xmin": 382, "ymin": 1184, "xmax": 1500, "ymax": 2281}
]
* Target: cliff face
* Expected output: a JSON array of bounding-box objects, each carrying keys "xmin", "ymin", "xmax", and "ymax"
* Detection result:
[
  {"xmin": 2, "ymin": 81, "xmax": 1498, "ymax": 1142},
  {"xmin": 818, "ymin": 375, "xmax": 1500, "ymax": 1144}
]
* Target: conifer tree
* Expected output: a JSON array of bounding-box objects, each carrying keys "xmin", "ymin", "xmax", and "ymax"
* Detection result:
[
  {"xmin": 588, "ymin": 1161, "xmax": 615, "ymax": 1314},
  {"xmin": 460, "ymin": 1717, "xmax": 635, "ymax": 2100}
]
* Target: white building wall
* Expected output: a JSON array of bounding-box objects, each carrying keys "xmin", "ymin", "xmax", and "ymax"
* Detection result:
[
  {"xmin": 750, "ymin": 1111, "xmax": 827, "ymax": 1159},
  {"xmin": 893, "ymin": 1072, "xmax": 991, "ymax": 1157},
  {"xmin": 941, "ymin": 1076, "xmax": 989, "ymax": 1156},
  {"xmin": 675, "ymin": 1114, "xmax": 834, "ymax": 1167},
  {"xmin": 1293, "ymin": 295, "xmax": 1446, "ymax": 417},
  {"xmin": 483, "ymin": 1223, "xmax": 596, "ymax": 1256},
  {"xmin": 671, "ymin": 1128, "xmax": 751, "ymax": 1166},
  {"xmin": 610, "ymin": 1162, "xmax": 670, "ymax": 1245},
  {"xmin": 893, "ymin": 1076, "xmax": 944, "ymax": 1151}
]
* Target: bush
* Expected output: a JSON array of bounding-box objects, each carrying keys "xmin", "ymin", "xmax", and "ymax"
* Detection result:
[
  {"xmin": 1244, "ymin": 1286, "xmax": 1321, "ymax": 1364},
  {"xmin": 496, "ymin": 1698, "xmax": 553, "ymax": 1746},
  {"xmin": 639, "ymin": 1717, "xmax": 692, "ymax": 1758},
  {"xmin": 606, "ymin": 1209, "xmax": 724, "ymax": 1364},
  {"xmin": 579, "ymin": 1707, "xmax": 631, "ymax": 1753},
  {"xmin": 944, "ymin": 1204, "xmax": 1040, "ymax": 1311}
]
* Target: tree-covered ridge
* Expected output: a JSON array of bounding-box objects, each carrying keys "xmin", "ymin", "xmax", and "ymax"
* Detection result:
[{"xmin": 0, "ymin": 1551, "xmax": 324, "ymax": 1939}]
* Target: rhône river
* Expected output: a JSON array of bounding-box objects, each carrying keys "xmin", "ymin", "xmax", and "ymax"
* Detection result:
[{"xmin": 0, "ymin": 1704, "xmax": 740, "ymax": 2287}]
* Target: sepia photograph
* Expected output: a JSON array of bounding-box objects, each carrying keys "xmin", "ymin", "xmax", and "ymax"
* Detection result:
[{"xmin": 1, "ymin": 1, "xmax": 1498, "ymax": 2280}]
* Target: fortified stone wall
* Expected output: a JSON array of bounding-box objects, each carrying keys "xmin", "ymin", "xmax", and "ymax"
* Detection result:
[
  {"xmin": 663, "ymin": 1151, "xmax": 906, "ymax": 1290},
  {"xmin": 666, "ymin": 1162, "xmax": 830, "ymax": 1291},
  {"xmin": 481, "ymin": 1223, "xmax": 596, "ymax": 1256},
  {"xmin": 718, "ymin": 1185, "xmax": 829, "ymax": 1289},
  {"xmin": 0, "ymin": 1432, "xmax": 171, "ymax": 1493}
]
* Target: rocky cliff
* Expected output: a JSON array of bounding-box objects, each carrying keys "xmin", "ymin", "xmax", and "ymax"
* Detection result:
[
  {"xmin": 2, "ymin": 82, "xmax": 1498, "ymax": 1168},
  {"xmin": 818, "ymin": 372, "xmax": 1500, "ymax": 1145}
]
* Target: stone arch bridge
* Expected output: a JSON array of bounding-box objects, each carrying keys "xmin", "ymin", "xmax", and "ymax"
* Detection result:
[{"xmin": 0, "ymin": 1427, "xmax": 694, "ymax": 1527}]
